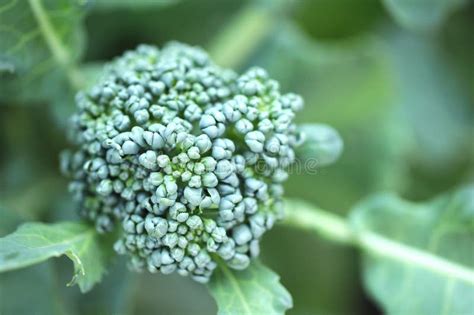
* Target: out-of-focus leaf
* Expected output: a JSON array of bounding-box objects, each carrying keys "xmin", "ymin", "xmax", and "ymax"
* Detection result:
[
  {"xmin": 208, "ymin": 260, "xmax": 292, "ymax": 315},
  {"xmin": 253, "ymin": 23, "xmax": 395, "ymax": 127},
  {"xmin": 208, "ymin": 1, "xmax": 286, "ymax": 69},
  {"xmin": 297, "ymin": 123, "xmax": 343, "ymax": 167},
  {"xmin": 382, "ymin": 0, "xmax": 468, "ymax": 31},
  {"xmin": 0, "ymin": 263, "xmax": 66, "ymax": 315},
  {"xmin": 0, "ymin": 206, "xmax": 25, "ymax": 236},
  {"xmin": 293, "ymin": 0, "xmax": 383, "ymax": 39},
  {"xmin": 386, "ymin": 30, "xmax": 473, "ymax": 171},
  {"xmin": 2, "ymin": 176, "xmax": 66, "ymax": 222},
  {"xmin": 84, "ymin": 0, "xmax": 243, "ymax": 62},
  {"xmin": 0, "ymin": 58, "xmax": 15, "ymax": 74},
  {"xmin": 351, "ymin": 185, "xmax": 474, "ymax": 314},
  {"xmin": 0, "ymin": 221, "xmax": 107, "ymax": 292},
  {"xmin": 50, "ymin": 62, "xmax": 106, "ymax": 127},
  {"xmin": 440, "ymin": 6, "xmax": 474, "ymax": 102},
  {"xmin": 0, "ymin": 0, "xmax": 87, "ymax": 104},
  {"xmin": 92, "ymin": 0, "xmax": 179, "ymax": 10}
]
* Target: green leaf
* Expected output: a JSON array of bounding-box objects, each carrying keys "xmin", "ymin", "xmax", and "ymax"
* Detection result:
[
  {"xmin": 382, "ymin": 0, "xmax": 468, "ymax": 31},
  {"xmin": 351, "ymin": 185, "xmax": 474, "ymax": 314},
  {"xmin": 208, "ymin": 260, "xmax": 292, "ymax": 315},
  {"xmin": 386, "ymin": 31, "xmax": 473, "ymax": 171},
  {"xmin": 0, "ymin": 0, "xmax": 87, "ymax": 104},
  {"xmin": 0, "ymin": 221, "xmax": 107, "ymax": 292}
]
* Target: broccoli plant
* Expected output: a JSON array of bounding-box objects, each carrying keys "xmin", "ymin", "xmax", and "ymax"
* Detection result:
[
  {"xmin": 61, "ymin": 42, "xmax": 308, "ymax": 283},
  {"xmin": 1, "ymin": 1, "xmax": 473, "ymax": 315}
]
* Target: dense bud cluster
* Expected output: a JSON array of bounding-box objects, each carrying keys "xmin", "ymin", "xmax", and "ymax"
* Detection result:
[{"xmin": 61, "ymin": 42, "xmax": 304, "ymax": 282}]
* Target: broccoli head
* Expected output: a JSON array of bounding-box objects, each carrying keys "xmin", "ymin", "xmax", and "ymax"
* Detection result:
[{"xmin": 61, "ymin": 42, "xmax": 306, "ymax": 283}]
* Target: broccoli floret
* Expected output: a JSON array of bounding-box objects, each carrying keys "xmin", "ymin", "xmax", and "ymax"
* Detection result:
[{"xmin": 61, "ymin": 42, "xmax": 305, "ymax": 283}]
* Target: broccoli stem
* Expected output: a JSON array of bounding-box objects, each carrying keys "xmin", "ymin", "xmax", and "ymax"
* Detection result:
[
  {"xmin": 283, "ymin": 199, "xmax": 474, "ymax": 285},
  {"xmin": 283, "ymin": 200, "xmax": 353, "ymax": 245}
]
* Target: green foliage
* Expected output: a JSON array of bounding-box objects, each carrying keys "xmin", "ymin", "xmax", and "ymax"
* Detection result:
[
  {"xmin": 91, "ymin": 0, "xmax": 179, "ymax": 11},
  {"xmin": 0, "ymin": 263, "xmax": 65, "ymax": 315},
  {"xmin": 254, "ymin": 23, "xmax": 395, "ymax": 127},
  {"xmin": 284, "ymin": 187, "xmax": 474, "ymax": 314},
  {"xmin": 260, "ymin": 22, "xmax": 403, "ymax": 215},
  {"xmin": 84, "ymin": 0, "xmax": 242, "ymax": 62},
  {"xmin": 0, "ymin": 0, "xmax": 473, "ymax": 314},
  {"xmin": 382, "ymin": 0, "xmax": 468, "ymax": 31},
  {"xmin": 386, "ymin": 30, "xmax": 473, "ymax": 171},
  {"xmin": 0, "ymin": 221, "xmax": 107, "ymax": 292},
  {"xmin": 351, "ymin": 185, "xmax": 474, "ymax": 314},
  {"xmin": 0, "ymin": 0, "xmax": 87, "ymax": 103},
  {"xmin": 293, "ymin": 0, "xmax": 383, "ymax": 39},
  {"xmin": 208, "ymin": 260, "xmax": 292, "ymax": 315}
]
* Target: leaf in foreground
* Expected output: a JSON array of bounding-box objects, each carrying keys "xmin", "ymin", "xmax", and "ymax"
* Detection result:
[
  {"xmin": 208, "ymin": 260, "xmax": 292, "ymax": 315},
  {"xmin": 351, "ymin": 185, "xmax": 474, "ymax": 315},
  {"xmin": 0, "ymin": 221, "xmax": 107, "ymax": 292}
]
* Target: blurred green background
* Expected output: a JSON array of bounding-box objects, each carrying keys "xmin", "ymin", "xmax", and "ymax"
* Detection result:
[{"xmin": 1, "ymin": 0, "xmax": 473, "ymax": 314}]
